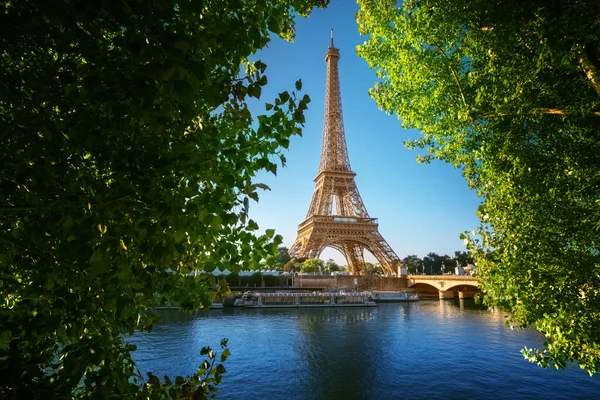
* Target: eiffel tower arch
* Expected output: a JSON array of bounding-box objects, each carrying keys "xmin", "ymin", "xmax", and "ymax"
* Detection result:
[{"xmin": 290, "ymin": 31, "xmax": 405, "ymax": 277}]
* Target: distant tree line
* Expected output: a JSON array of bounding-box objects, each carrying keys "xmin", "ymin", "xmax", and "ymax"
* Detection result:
[
  {"xmin": 265, "ymin": 247, "xmax": 473, "ymax": 275},
  {"xmin": 403, "ymin": 252, "xmax": 474, "ymax": 275}
]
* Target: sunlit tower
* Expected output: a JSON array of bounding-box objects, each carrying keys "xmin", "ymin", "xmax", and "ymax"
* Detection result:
[{"xmin": 289, "ymin": 30, "xmax": 404, "ymax": 276}]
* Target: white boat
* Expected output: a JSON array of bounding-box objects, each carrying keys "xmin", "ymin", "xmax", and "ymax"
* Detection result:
[
  {"xmin": 234, "ymin": 291, "xmax": 376, "ymax": 308},
  {"xmin": 210, "ymin": 301, "xmax": 224, "ymax": 309},
  {"xmin": 370, "ymin": 291, "xmax": 419, "ymax": 303},
  {"xmin": 155, "ymin": 300, "xmax": 223, "ymax": 310}
]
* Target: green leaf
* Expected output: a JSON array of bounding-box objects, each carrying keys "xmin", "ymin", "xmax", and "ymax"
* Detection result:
[
  {"xmin": 220, "ymin": 348, "xmax": 231, "ymax": 362},
  {"xmin": 216, "ymin": 364, "xmax": 227, "ymax": 374},
  {"xmin": 255, "ymin": 60, "xmax": 267, "ymax": 73},
  {"xmin": 247, "ymin": 220, "xmax": 259, "ymax": 231},
  {"xmin": 248, "ymin": 83, "xmax": 262, "ymax": 99},
  {"xmin": 211, "ymin": 215, "xmax": 223, "ymax": 230},
  {"xmin": 174, "ymin": 80, "xmax": 194, "ymax": 100},
  {"xmin": 278, "ymin": 91, "xmax": 290, "ymax": 103}
]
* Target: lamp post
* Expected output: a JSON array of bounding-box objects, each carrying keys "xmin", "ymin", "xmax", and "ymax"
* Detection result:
[{"xmin": 441, "ymin": 262, "xmax": 445, "ymax": 275}]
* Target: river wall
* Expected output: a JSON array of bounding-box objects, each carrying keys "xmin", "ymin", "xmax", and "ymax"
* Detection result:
[{"xmin": 283, "ymin": 275, "xmax": 409, "ymax": 291}]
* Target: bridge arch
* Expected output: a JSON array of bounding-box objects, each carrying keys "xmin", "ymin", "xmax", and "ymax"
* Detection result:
[
  {"xmin": 443, "ymin": 283, "xmax": 479, "ymax": 292},
  {"xmin": 408, "ymin": 282, "xmax": 440, "ymax": 299},
  {"xmin": 406, "ymin": 276, "xmax": 481, "ymax": 299}
]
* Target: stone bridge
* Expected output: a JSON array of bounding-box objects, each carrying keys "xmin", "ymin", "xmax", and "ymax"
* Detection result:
[
  {"xmin": 276, "ymin": 274, "xmax": 481, "ymax": 299},
  {"xmin": 407, "ymin": 275, "xmax": 480, "ymax": 299}
]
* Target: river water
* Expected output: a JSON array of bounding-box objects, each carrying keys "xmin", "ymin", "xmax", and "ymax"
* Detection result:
[{"xmin": 130, "ymin": 300, "xmax": 600, "ymax": 399}]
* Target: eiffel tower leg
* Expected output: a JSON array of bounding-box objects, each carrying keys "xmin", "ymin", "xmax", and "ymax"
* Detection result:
[
  {"xmin": 352, "ymin": 245, "xmax": 366, "ymax": 275},
  {"xmin": 364, "ymin": 232, "xmax": 401, "ymax": 276},
  {"xmin": 337, "ymin": 242, "xmax": 365, "ymax": 275},
  {"xmin": 306, "ymin": 245, "xmax": 324, "ymax": 259},
  {"xmin": 290, "ymin": 235, "xmax": 325, "ymax": 261},
  {"xmin": 289, "ymin": 241, "xmax": 302, "ymax": 258}
]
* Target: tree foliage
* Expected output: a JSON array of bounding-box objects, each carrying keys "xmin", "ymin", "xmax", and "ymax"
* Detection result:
[
  {"xmin": 301, "ymin": 258, "xmax": 324, "ymax": 273},
  {"xmin": 454, "ymin": 251, "xmax": 474, "ymax": 267},
  {"xmin": 403, "ymin": 252, "xmax": 472, "ymax": 275},
  {"xmin": 141, "ymin": 339, "xmax": 230, "ymax": 400},
  {"xmin": 0, "ymin": 0, "xmax": 328, "ymax": 397},
  {"xmin": 271, "ymin": 246, "xmax": 292, "ymax": 269},
  {"xmin": 358, "ymin": 0, "xmax": 600, "ymax": 374},
  {"xmin": 363, "ymin": 262, "xmax": 384, "ymax": 276},
  {"xmin": 325, "ymin": 258, "xmax": 341, "ymax": 272},
  {"xmin": 403, "ymin": 254, "xmax": 423, "ymax": 275},
  {"xmin": 422, "ymin": 252, "xmax": 447, "ymax": 275}
]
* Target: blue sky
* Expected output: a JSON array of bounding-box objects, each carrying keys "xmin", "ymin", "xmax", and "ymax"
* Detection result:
[{"xmin": 247, "ymin": 0, "xmax": 481, "ymax": 264}]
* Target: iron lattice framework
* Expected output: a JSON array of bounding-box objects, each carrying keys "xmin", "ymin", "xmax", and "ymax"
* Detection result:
[{"xmin": 290, "ymin": 32, "xmax": 402, "ymax": 276}]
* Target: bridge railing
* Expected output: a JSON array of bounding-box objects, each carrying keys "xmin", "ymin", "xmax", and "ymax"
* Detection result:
[{"xmin": 407, "ymin": 275, "xmax": 478, "ymax": 281}]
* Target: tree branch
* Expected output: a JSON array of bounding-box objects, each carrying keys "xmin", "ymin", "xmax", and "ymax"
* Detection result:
[
  {"xmin": 475, "ymin": 108, "xmax": 600, "ymax": 119},
  {"xmin": 0, "ymin": 276, "xmax": 27, "ymax": 286},
  {"xmin": 0, "ymin": 206, "xmax": 42, "ymax": 212},
  {"xmin": 0, "ymin": 201, "xmax": 60, "ymax": 213},
  {"xmin": 95, "ymin": 194, "xmax": 133, "ymax": 207},
  {"xmin": 573, "ymin": 44, "xmax": 600, "ymax": 97},
  {"xmin": 432, "ymin": 42, "xmax": 469, "ymax": 108},
  {"xmin": 197, "ymin": 139, "xmax": 275, "ymax": 167}
]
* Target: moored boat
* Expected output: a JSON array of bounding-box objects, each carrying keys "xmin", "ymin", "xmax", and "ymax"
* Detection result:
[
  {"xmin": 234, "ymin": 291, "xmax": 376, "ymax": 308},
  {"xmin": 371, "ymin": 291, "xmax": 419, "ymax": 303},
  {"xmin": 210, "ymin": 301, "xmax": 224, "ymax": 309},
  {"xmin": 155, "ymin": 300, "xmax": 223, "ymax": 310}
]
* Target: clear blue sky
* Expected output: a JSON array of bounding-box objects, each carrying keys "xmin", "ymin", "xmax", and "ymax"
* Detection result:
[{"xmin": 247, "ymin": 0, "xmax": 481, "ymax": 264}]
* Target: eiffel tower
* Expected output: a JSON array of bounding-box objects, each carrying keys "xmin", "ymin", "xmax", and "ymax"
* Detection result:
[{"xmin": 290, "ymin": 31, "xmax": 404, "ymax": 276}]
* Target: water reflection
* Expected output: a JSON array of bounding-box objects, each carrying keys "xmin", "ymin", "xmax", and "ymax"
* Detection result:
[
  {"xmin": 293, "ymin": 308, "xmax": 381, "ymax": 399},
  {"xmin": 129, "ymin": 301, "xmax": 600, "ymax": 400}
]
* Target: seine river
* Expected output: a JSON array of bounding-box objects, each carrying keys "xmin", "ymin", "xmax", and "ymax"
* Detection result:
[{"xmin": 130, "ymin": 301, "xmax": 600, "ymax": 399}]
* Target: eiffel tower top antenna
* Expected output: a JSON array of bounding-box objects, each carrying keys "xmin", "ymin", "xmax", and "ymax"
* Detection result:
[{"xmin": 320, "ymin": 27, "xmax": 350, "ymax": 173}]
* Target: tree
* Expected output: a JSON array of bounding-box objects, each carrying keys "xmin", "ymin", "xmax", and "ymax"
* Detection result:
[
  {"xmin": 274, "ymin": 246, "xmax": 292, "ymax": 269},
  {"xmin": 454, "ymin": 251, "xmax": 474, "ymax": 267},
  {"xmin": 301, "ymin": 258, "xmax": 324, "ymax": 274},
  {"xmin": 264, "ymin": 246, "xmax": 290, "ymax": 269},
  {"xmin": 284, "ymin": 257, "xmax": 305, "ymax": 272},
  {"xmin": 325, "ymin": 258, "xmax": 341, "ymax": 273},
  {"xmin": 422, "ymin": 252, "xmax": 441, "ymax": 275},
  {"xmin": 357, "ymin": 0, "xmax": 600, "ymax": 374},
  {"xmin": 363, "ymin": 262, "xmax": 384, "ymax": 276},
  {"xmin": 0, "ymin": 0, "xmax": 329, "ymax": 397},
  {"xmin": 403, "ymin": 254, "xmax": 423, "ymax": 275},
  {"xmin": 283, "ymin": 260, "xmax": 296, "ymax": 272}
]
